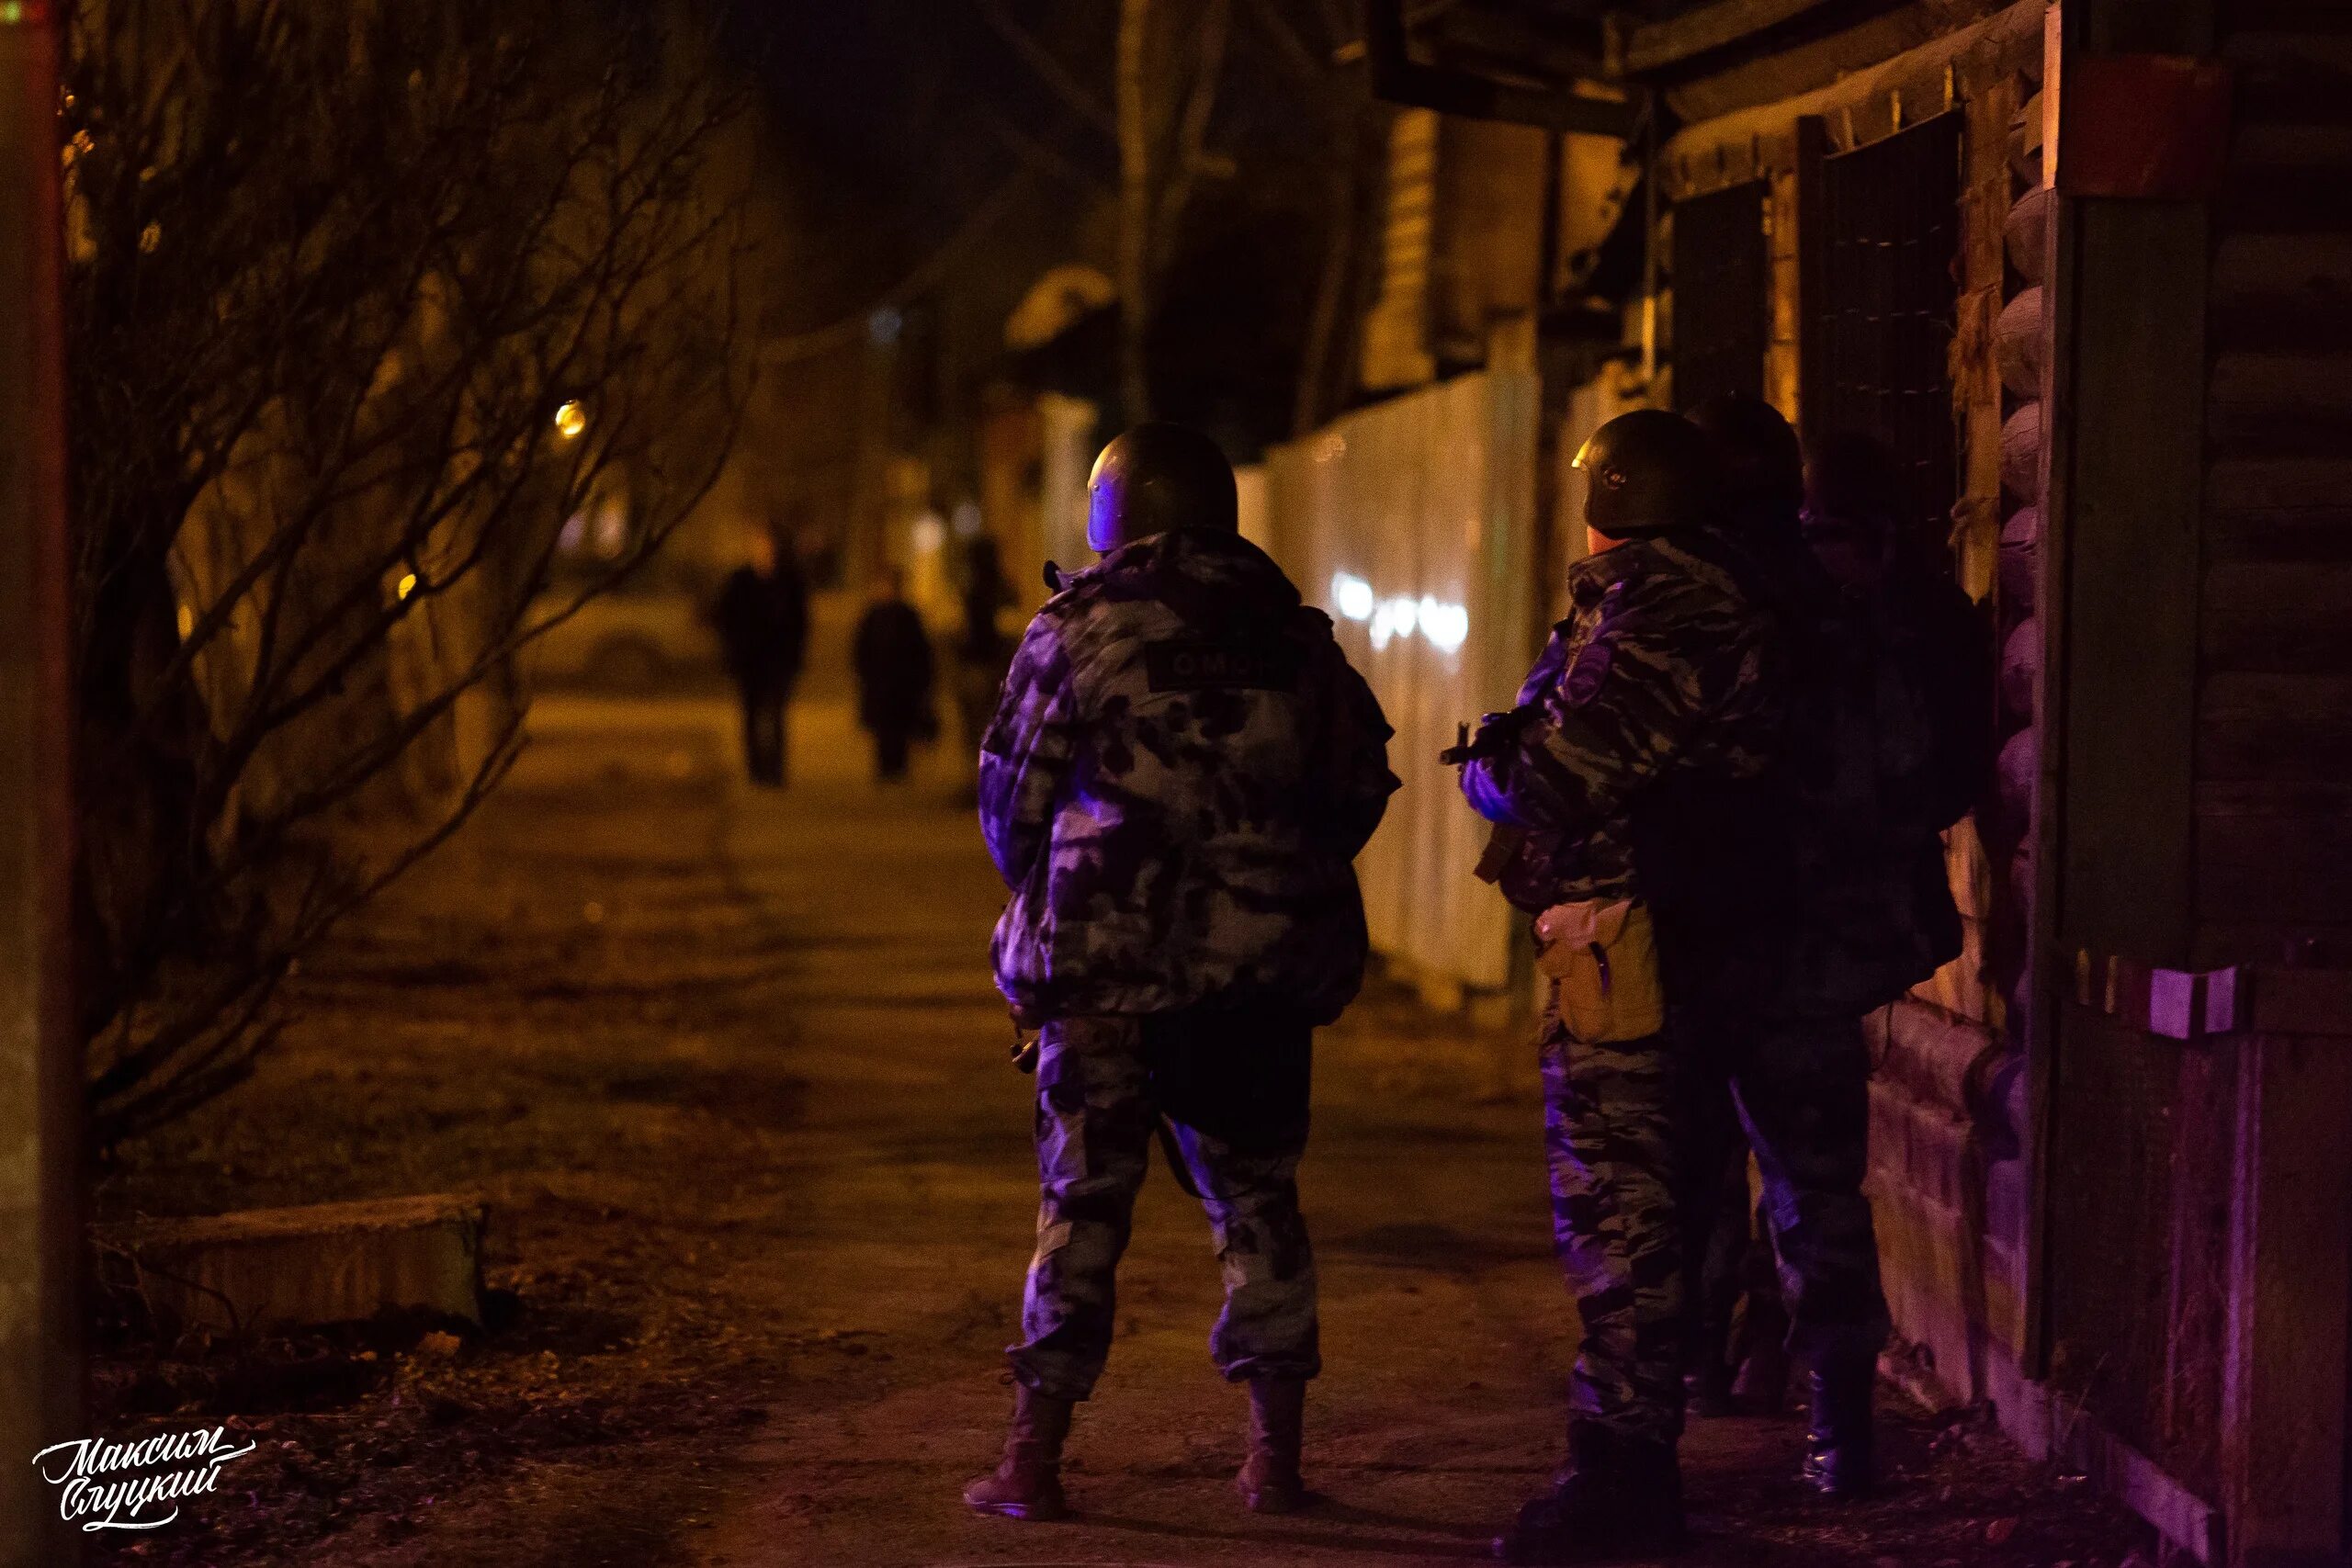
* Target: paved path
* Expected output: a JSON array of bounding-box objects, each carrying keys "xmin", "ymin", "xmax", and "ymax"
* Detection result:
[
  {"xmin": 450, "ymin": 691, "xmax": 2140, "ymax": 1568},
  {"xmin": 682, "ymin": 697, "xmax": 1571, "ymax": 1567},
  {"xmin": 504, "ymin": 695, "xmax": 1780, "ymax": 1568},
  {"xmin": 99, "ymin": 676, "xmax": 2142, "ymax": 1568}
]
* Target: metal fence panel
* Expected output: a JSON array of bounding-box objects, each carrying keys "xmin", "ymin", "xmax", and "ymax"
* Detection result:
[{"xmin": 1264, "ymin": 370, "xmax": 1537, "ymax": 990}]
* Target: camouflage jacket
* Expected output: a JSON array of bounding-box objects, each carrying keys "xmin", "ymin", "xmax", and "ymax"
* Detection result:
[
  {"xmin": 1676, "ymin": 562, "xmax": 1980, "ymax": 1018},
  {"xmin": 979, "ymin": 528, "xmax": 1397, "ymax": 1026},
  {"xmin": 1459, "ymin": 529, "xmax": 1784, "ymax": 916},
  {"xmin": 1630, "ymin": 533, "xmax": 1982, "ymax": 1020}
]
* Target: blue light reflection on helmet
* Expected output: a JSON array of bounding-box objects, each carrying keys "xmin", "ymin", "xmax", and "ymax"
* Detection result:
[{"xmin": 1087, "ymin": 472, "xmax": 1120, "ymax": 553}]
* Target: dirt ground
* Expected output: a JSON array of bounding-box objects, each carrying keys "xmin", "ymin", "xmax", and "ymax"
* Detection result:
[{"xmin": 91, "ymin": 690, "xmax": 2158, "ymax": 1568}]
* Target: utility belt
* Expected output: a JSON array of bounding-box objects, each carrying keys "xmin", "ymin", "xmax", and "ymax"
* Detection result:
[{"xmin": 1533, "ymin": 897, "xmax": 1666, "ymax": 1044}]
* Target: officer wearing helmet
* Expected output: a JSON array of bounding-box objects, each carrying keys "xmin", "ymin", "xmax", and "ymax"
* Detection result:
[
  {"xmin": 1456, "ymin": 407, "xmax": 1788, "ymax": 1562},
  {"xmin": 965, "ymin": 422, "xmax": 1397, "ymax": 1523},
  {"xmin": 1665, "ymin": 398, "xmax": 1928, "ymax": 1500}
]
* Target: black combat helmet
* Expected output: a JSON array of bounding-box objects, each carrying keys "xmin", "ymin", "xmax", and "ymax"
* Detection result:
[
  {"xmin": 1804, "ymin": 427, "xmax": 1907, "ymax": 525},
  {"xmin": 1688, "ymin": 393, "xmax": 1803, "ymax": 522},
  {"xmin": 1086, "ymin": 423, "xmax": 1238, "ymax": 553},
  {"xmin": 1572, "ymin": 408, "xmax": 1723, "ymax": 540}
]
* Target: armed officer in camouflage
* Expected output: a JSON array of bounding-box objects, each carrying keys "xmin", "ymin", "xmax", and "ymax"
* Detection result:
[
  {"xmin": 964, "ymin": 423, "xmax": 1397, "ymax": 1524},
  {"xmin": 1455, "ymin": 409, "xmax": 1786, "ymax": 1563},
  {"xmin": 1659, "ymin": 401, "xmax": 1988, "ymax": 1504}
]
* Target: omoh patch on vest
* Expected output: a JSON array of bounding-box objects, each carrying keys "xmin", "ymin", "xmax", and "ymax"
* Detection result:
[
  {"xmin": 1563, "ymin": 637, "xmax": 1614, "ymax": 706},
  {"xmin": 1145, "ymin": 638, "xmax": 1302, "ymax": 692}
]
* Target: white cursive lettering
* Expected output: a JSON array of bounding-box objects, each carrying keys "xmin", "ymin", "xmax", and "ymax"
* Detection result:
[{"xmin": 30, "ymin": 1428, "xmax": 254, "ymax": 1531}]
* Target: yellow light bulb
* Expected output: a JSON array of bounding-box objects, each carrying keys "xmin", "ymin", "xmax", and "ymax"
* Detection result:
[{"xmin": 553, "ymin": 400, "xmax": 587, "ymax": 440}]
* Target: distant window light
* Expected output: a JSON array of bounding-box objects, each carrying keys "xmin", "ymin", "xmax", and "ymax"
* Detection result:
[{"xmin": 910, "ymin": 513, "xmax": 946, "ymax": 555}]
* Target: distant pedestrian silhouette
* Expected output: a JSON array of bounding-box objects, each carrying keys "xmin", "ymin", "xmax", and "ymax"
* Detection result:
[
  {"xmin": 954, "ymin": 534, "xmax": 1016, "ymax": 762},
  {"xmin": 715, "ymin": 523, "xmax": 808, "ymax": 788},
  {"xmin": 853, "ymin": 568, "xmax": 935, "ymax": 783}
]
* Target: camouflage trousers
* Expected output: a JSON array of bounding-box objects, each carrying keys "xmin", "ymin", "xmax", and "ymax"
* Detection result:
[
  {"xmin": 1007, "ymin": 1015, "xmax": 1320, "ymax": 1401},
  {"xmin": 1540, "ymin": 1001, "xmax": 1891, "ymax": 1444},
  {"xmin": 1538, "ymin": 1015, "xmax": 1691, "ymax": 1446},
  {"xmin": 1673, "ymin": 1006, "xmax": 1890, "ymax": 1374}
]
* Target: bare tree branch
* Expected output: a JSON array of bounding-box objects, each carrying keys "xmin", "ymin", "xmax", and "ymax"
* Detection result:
[
  {"xmin": 1117, "ymin": 0, "xmax": 1153, "ymax": 420},
  {"xmin": 763, "ymin": 176, "xmax": 1029, "ymax": 369},
  {"xmin": 970, "ymin": 0, "xmax": 1119, "ymax": 137},
  {"xmin": 1149, "ymin": 0, "xmax": 1233, "ymax": 281},
  {"xmin": 66, "ymin": 0, "xmax": 758, "ymax": 1145}
]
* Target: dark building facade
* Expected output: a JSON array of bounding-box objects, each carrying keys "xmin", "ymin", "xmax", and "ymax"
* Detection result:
[{"xmin": 1366, "ymin": 1, "xmax": 2352, "ymax": 1562}]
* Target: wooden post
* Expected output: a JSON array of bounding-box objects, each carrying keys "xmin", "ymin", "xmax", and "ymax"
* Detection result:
[
  {"xmin": 2022, "ymin": 0, "xmax": 2063, "ymax": 1383},
  {"xmin": 0, "ymin": 4, "xmax": 85, "ymax": 1564},
  {"xmin": 1792, "ymin": 115, "xmax": 1828, "ymax": 445},
  {"xmin": 2047, "ymin": 161, "xmax": 2205, "ymax": 967}
]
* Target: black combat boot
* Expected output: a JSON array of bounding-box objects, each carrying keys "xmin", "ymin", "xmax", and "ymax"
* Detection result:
[
  {"xmin": 1732, "ymin": 1288, "xmax": 1792, "ymax": 1415},
  {"xmin": 962, "ymin": 1384, "xmax": 1075, "ymax": 1521},
  {"xmin": 1235, "ymin": 1376, "xmax": 1309, "ymax": 1513},
  {"xmin": 1685, "ymin": 1360, "xmax": 1736, "ymax": 1419},
  {"xmin": 1731, "ymin": 1321, "xmax": 1791, "ymax": 1416},
  {"xmin": 1496, "ymin": 1421, "xmax": 1686, "ymax": 1563},
  {"xmin": 1800, "ymin": 1358, "xmax": 1876, "ymax": 1499}
]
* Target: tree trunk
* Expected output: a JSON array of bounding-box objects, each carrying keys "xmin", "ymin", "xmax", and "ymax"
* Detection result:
[
  {"xmin": 1295, "ymin": 119, "xmax": 1362, "ymax": 438},
  {"xmin": 1116, "ymin": 0, "xmax": 1151, "ymax": 425}
]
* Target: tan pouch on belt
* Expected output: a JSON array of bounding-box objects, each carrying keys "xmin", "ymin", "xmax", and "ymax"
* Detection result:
[{"xmin": 1533, "ymin": 897, "xmax": 1665, "ymax": 1043}]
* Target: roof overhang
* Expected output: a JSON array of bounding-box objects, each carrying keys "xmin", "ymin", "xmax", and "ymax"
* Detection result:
[
  {"xmin": 1365, "ymin": 0, "xmax": 1921, "ymax": 128},
  {"xmin": 1364, "ymin": 0, "xmax": 1642, "ymax": 136},
  {"xmin": 1607, "ymin": 0, "xmax": 1847, "ymax": 76}
]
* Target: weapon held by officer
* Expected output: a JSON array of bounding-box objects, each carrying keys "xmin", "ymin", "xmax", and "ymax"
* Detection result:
[{"xmin": 1439, "ymin": 708, "xmax": 1530, "ymax": 767}]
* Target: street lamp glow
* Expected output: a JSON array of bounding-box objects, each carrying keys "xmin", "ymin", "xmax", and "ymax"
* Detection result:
[
  {"xmin": 1330, "ymin": 571, "xmax": 1374, "ymax": 622},
  {"xmin": 395, "ymin": 571, "xmax": 418, "ymax": 601},
  {"xmin": 553, "ymin": 400, "xmax": 588, "ymax": 440}
]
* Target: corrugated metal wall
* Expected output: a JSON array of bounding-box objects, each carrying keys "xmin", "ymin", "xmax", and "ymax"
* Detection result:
[{"xmin": 1264, "ymin": 370, "xmax": 1538, "ymax": 990}]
